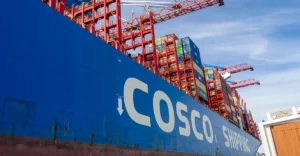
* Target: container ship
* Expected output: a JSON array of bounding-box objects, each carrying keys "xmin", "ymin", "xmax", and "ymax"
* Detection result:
[{"xmin": 0, "ymin": 0, "xmax": 261, "ymax": 155}]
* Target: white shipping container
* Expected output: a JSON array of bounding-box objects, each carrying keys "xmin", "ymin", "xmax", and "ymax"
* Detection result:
[
  {"xmin": 231, "ymin": 105, "xmax": 236, "ymax": 112},
  {"xmin": 238, "ymin": 117, "xmax": 243, "ymax": 129},
  {"xmin": 232, "ymin": 97, "xmax": 238, "ymax": 106},
  {"xmin": 233, "ymin": 116, "xmax": 238, "ymax": 123},
  {"xmin": 195, "ymin": 79, "xmax": 207, "ymax": 93},
  {"xmin": 226, "ymin": 104, "xmax": 231, "ymax": 112},
  {"xmin": 193, "ymin": 61, "xmax": 204, "ymax": 76},
  {"xmin": 229, "ymin": 95, "xmax": 234, "ymax": 102}
]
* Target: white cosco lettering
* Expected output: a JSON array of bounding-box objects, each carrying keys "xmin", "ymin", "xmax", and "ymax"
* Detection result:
[{"xmin": 124, "ymin": 78, "xmax": 214, "ymax": 143}]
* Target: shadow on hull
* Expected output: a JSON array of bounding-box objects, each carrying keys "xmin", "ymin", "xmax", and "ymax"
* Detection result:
[{"xmin": 0, "ymin": 135, "xmax": 220, "ymax": 156}]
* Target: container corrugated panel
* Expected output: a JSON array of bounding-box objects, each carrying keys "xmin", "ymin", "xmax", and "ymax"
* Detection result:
[
  {"xmin": 176, "ymin": 39, "xmax": 182, "ymax": 47},
  {"xmin": 231, "ymin": 105, "xmax": 239, "ymax": 124},
  {"xmin": 220, "ymin": 73, "xmax": 234, "ymax": 120},
  {"xmin": 176, "ymin": 47, "xmax": 184, "ymax": 56},
  {"xmin": 159, "ymin": 33, "xmax": 178, "ymax": 43},
  {"xmin": 155, "ymin": 38, "xmax": 162, "ymax": 45},
  {"xmin": 193, "ymin": 61, "xmax": 204, "ymax": 77},
  {"xmin": 160, "ymin": 36, "xmax": 168, "ymax": 43},
  {"xmin": 182, "ymin": 44, "xmax": 199, "ymax": 56},
  {"xmin": 205, "ymin": 69, "xmax": 214, "ymax": 81},
  {"xmin": 194, "ymin": 71, "xmax": 205, "ymax": 84},
  {"xmin": 248, "ymin": 111, "xmax": 253, "ymax": 122},
  {"xmin": 156, "ymin": 45, "xmax": 164, "ymax": 52},
  {"xmin": 181, "ymin": 37, "xmax": 199, "ymax": 51},
  {"xmin": 232, "ymin": 94, "xmax": 245, "ymax": 129},
  {"xmin": 232, "ymin": 113, "xmax": 238, "ymax": 124},
  {"xmin": 181, "ymin": 37, "xmax": 202, "ymax": 68},
  {"xmin": 239, "ymin": 109, "xmax": 246, "ymax": 129},
  {"xmin": 197, "ymin": 86, "xmax": 208, "ymax": 101},
  {"xmin": 177, "ymin": 54, "xmax": 184, "ymax": 62},
  {"xmin": 213, "ymin": 71, "xmax": 222, "ymax": 89},
  {"xmin": 67, "ymin": 0, "xmax": 89, "ymax": 6},
  {"xmin": 195, "ymin": 78, "xmax": 206, "ymax": 93},
  {"xmin": 225, "ymin": 104, "xmax": 232, "ymax": 113},
  {"xmin": 186, "ymin": 53, "xmax": 202, "ymax": 68},
  {"xmin": 232, "ymin": 97, "xmax": 237, "ymax": 107},
  {"xmin": 181, "ymin": 37, "xmax": 192, "ymax": 46}
]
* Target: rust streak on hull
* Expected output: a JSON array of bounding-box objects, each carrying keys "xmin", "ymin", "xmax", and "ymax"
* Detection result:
[{"xmin": 0, "ymin": 135, "xmax": 208, "ymax": 156}]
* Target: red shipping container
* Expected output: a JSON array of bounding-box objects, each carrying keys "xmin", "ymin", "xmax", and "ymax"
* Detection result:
[
  {"xmin": 226, "ymin": 85, "xmax": 239, "ymax": 127},
  {"xmin": 206, "ymin": 69, "xmax": 233, "ymax": 120},
  {"xmin": 231, "ymin": 89, "xmax": 246, "ymax": 129}
]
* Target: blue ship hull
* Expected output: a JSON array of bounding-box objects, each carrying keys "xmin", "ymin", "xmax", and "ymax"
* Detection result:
[{"xmin": 0, "ymin": 1, "xmax": 261, "ymax": 155}]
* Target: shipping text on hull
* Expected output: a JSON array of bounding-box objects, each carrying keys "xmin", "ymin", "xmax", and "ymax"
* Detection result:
[{"xmin": 0, "ymin": 0, "xmax": 261, "ymax": 156}]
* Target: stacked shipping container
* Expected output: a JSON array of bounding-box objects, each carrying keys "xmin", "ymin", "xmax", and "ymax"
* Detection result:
[
  {"xmin": 205, "ymin": 68, "xmax": 241, "ymax": 127},
  {"xmin": 156, "ymin": 34, "xmax": 181, "ymax": 88},
  {"xmin": 233, "ymin": 95, "xmax": 260, "ymax": 138},
  {"xmin": 254, "ymin": 123, "xmax": 261, "ymax": 140},
  {"xmin": 240, "ymin": 100, "xmax": 253, "ymax": 134},
  {"xmin": 226, "ymin": 85, "xmax": 239, "ymax": 126},
  {"xmin": 154, "ymin": 34, "xmax": 209, "ymax": 105},
  {"xmin": 133, "ymin": 53, "xmax": 156, "ymax": 73},
  {"xmin": 231, "ymin": 90, "xmax": 246, "ymax": 130},
  {"xmin": 247, "ymin": 110, "xmax": 256, "ymax": 135},
  {"xmin": 131, "ymin": 33, "xmax": 259, "ymax": 139},
  {"xmin": 181, "ymin": 37, "xmax": 208, "ymax": 104}
]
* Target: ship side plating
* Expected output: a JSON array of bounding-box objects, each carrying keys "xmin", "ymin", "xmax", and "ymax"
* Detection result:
[{"xmin": 0, "ymin": 1, "xmax": 261, "ymax": 156}]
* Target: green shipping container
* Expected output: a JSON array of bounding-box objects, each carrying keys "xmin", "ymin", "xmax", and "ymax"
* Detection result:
[
  {"xmin": 176, "ymin": 39, "xmax": 182, "ymax": 47},
  {"xmin": 197, "ymin": 87, "xmax": 208, "ymax": 101},
  {"xmin": 176, "ymin": 47, "xmax": 184, "ymax": 55},
  {"xmin": 155, "ymin": 38, "xmax": 162, "ymax": 45}
]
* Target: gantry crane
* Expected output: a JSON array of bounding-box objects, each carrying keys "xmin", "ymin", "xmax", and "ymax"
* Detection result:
[
  {"xmin": 204, "ymin": 63, "xmax": 254, "ymax": 75},
  {"xmin": 218, "ymin": 63, "xmax": 254, "ymax": 75},
  {"xmin": 204, "ymin": 63, "xmax": 259, "ymax": 89},
  {"xmin": 227, "ymin": 79, "xmax": 260, "ymax": 89},
  {"xmin": 204, "ymin": 63, "xmax": 254, "ymax": 80},
  {"xmin": 42, "ymin": 0, "xmax": 224, "ymax": 75},
  {"xmin": 121, "ymin": 0, "xmax": 173, "ymax": 8}
]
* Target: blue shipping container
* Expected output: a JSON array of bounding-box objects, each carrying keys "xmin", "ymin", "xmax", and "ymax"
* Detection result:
[
  {"xmin": 66, "ymin": 0, "xmax": 90, "ymax": 6},
  {"xmin": 194, "ymin": 71, "xmax": 206, "ymax": 84},
  {"xmin": 181, "ymin": 37, "xmax": 200, "ymax": 57}
]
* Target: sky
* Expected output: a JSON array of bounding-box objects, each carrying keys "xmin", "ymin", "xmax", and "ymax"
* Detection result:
[
  {"xmin": 121, "ymin": 0, "xmax": 300, "ymax": 153},
  {"xmin": 69, "ymin": 0, "xmax": 300, "ymax": 153}
]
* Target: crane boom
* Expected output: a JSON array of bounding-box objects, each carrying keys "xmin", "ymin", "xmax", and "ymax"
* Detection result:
[
  {"xmin": 203, "ymin": 64, "xmax": 224, "ymax": 69},
  {"xmin": 147, "ymin": 0, "xmax": 224, "ymax": 24},
  {"xmin": 122, "ymin": 0, "xmax": 224, "ymax": 32},
  {"xmin": 229, "ymin": 79, "xmax": 260, "ymax": 89},
  {"xmin": 121, "ymin": 0, "xmax": 172, "ymax": 8},
  {"xmin": 219, "ymin": 63, "xmax": 254, "ymax": 75}
]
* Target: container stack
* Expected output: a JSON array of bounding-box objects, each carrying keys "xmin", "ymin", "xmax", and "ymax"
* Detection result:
[
  {"xmin": 154, "ymin": 34, "xmax": 209, "ymax": 106},
  {"xmin": 231, "ymin": 90, "xmax": 246, "ymax": 130},
  {"xmin": 179, "ymin": 37, "xmax": 208, "ymax": 105},
  {"xmin": 133, "ymin": 53, "xmax": 157, "ymax": 73},
  {"xmin": 254, "ymin": 123, "xmax": 261, "ymax": 140},
  {"xmin": 156, "ymin": 34, "xmax": 181, "ymax": 88},
  {"xmin": 247, "ymin": 110, "xmax": 255, "ymax": 135},
  {"xmin": 240, "ymin": 100, "xmax": 253, "ymax": 134},
  {"xmin": 131, "ymin": 33, "xmax": 259, "ymax": 139},
  {"xmin": 226, "ymin": 85, "xmax": 240, "ymax": 127},
  {"xmin": 205, "ymin": 68, "xmax": 234, "ymax": 120}
]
